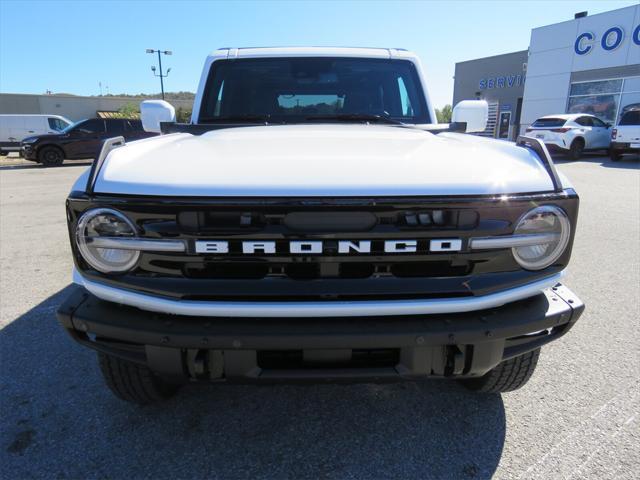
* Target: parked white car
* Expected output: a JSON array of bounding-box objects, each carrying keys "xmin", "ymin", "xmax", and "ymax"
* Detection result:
[
  {"xmin": 610, "ymin": 108, "xmax": 640, "ymax": 161},
  {"xmin": 525, "ymin": 113, "xmax": 611, "ymax": 160},
  {"xmin": 0, "ymin": 114, "xmax": 72, "ymax": 155}
]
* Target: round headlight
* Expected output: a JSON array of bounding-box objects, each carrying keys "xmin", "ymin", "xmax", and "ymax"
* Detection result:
[
  {"xmin": 512, "ymin": 206, "xmax": 571, "ymax": 270},
  {"xmin": 76, "ymin": 208, "xmax": 139, "ymax": 273}
]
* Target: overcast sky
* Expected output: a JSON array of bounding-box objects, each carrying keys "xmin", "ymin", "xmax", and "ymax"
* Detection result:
[{"xmin": 0, "ymin": 0, "xmax": 637, "ymax": 108}]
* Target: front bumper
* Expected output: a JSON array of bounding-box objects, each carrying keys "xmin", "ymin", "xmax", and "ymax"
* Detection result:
[
  {"xmin": 20, "ymin": 144, "xmax": 37, "ymax": 161},
  {"xmin": 72, "ymin": 267, "xmax": 565, "ymax": 317},
  {"xmin": 57, "ymin": 283, "xmax": 584, "ymax": 382}
]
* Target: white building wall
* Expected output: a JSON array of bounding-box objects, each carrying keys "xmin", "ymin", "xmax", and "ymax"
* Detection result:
[{"xmin": 521, "ymin": 5, "xmax": 640, "ymax": 132}]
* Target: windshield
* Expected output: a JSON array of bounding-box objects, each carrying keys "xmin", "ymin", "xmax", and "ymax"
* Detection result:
[
  {"xmin": 532, "ymin": 118, "xmax": 567, "ymax": 128},
  {"xmin": 61, "ymin": 119, "xmax": 86, "ymax": 133},
  {"xmin": 199, "ymin": 57, "xmax": 430, "ymax": 124},
  {"xmin": 619, "ymin": 110, "xmax": 640, "ymax": 126}
]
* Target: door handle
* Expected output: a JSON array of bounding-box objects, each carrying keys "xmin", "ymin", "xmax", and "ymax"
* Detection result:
[{"xmin": 28, "ymin": 130, "xmax": 35, "ymax": 133}]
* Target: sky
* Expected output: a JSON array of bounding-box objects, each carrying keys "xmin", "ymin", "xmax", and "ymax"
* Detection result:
[{"xmin": 0, "ymin": 0, "xmax": 638, "ymax": 109}]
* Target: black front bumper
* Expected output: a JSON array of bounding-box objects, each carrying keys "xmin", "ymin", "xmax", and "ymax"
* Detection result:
[
  {"xmin": 57, "ymin": 284, "xmax": 583, "ymax": 383},
  {"xmin": 20, "ymin": 144, "xmax": 37, "ymax": 161}
]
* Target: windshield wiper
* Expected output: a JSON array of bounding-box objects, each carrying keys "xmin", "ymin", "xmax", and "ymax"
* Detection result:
[
  {"xmin": 199, "ymin": 114, "xmax": 271, "ymax": 124},
  {"xmin": 306, "ymin": 114, "xmax": 405, "ymax": 125}
]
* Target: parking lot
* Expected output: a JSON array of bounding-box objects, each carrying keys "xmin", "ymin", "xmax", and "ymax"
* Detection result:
[{"xmin": 0, "ymin": 155, "xmax": 638, "ymax": 479}]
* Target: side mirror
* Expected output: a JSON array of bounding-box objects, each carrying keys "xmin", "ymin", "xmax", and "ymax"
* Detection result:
[
  {"xmin": 452, "ymin": 100, "xmax": 488, "ymax": 133},
  {"xmin": 140, "ymin": 100, "xmax": 176, "ymax": 133}
]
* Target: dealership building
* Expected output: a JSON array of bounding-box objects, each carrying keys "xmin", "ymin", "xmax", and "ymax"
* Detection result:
[{"xmin": 453, "ymin": 4, "xmax": 640, "ymax": 140}]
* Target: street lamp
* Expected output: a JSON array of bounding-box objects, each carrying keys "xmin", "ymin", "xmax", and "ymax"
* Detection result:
[{"xmin": 146, "ymin": 49, "xmax": 172, "ymax": 100}]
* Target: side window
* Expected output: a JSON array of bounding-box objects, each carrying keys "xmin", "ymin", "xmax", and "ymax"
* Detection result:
[
  {"xmin": 47, "ymin": 118, "xmax": 56, "ymax": 130},
  {"xmin": 576, "ymin": 116, "xmax": 593, "ymax": 127},
  {"xmin": 397, "ymin": 77, "xmax": 414, "ymax": 116},
  {"xmin": 213, "ymin": 80, "xmax": 225, "ymax": 116},
  {"xmin": 591, "ymin": 117, "xmax": 606, "ymax": 128},
  {"xmin": 106, "ymin": 120, "xmax": 126, "ymax": 134},
  {"xmin": 77, "ymin": 119, "xmax": 106, "ymax": 133},
  {"xmin": 48, "ymin": 118, "xmax": 66, "ymax": 131}
]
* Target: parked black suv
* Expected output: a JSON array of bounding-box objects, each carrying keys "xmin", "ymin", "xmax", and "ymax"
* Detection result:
[{"xmin": 20, "ymin": 118, "xmax": 156, "ymax": 166}]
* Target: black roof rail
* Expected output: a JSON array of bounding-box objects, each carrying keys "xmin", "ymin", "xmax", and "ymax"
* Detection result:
[
  {"xmin": 516, "ymin": 135, "xmax": 563, "ymax": 193},
  {"xmin": 85, "ymin": 136, "xmax": 125, "ymax": 194},
  {"xmin": 421, "ymin": 122, "xmax": 467, "ymax": 135}
]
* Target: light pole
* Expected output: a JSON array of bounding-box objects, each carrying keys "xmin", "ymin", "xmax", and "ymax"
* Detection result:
[{"xmin": 146, "ymin": 49, "xmax": 172, "ymax": 100}]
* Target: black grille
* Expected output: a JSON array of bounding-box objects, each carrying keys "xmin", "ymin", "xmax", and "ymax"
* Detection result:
[
  {"xmin": 68, "ymin": 192, "xmax": 579, "ymax": 300},
  {"xmin": 158, "ymin": 259, "xmax": 473, "ymax": 280},
  {"xmin": 143, "ymin": 203, "xmax": 487, "ymax": 280},
  {"xmin": 174, "ymin": 208, "xmax": 477, "ymax": 233}
]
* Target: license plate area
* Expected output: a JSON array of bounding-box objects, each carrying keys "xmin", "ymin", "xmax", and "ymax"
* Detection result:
[{"xmin": 257, "ymin": 348, "xmax": 401, "ymax": 369}]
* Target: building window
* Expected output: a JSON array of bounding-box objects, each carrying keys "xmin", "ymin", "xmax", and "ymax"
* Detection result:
[
  {"xmin": 567, "ymin": 77, "xmax": 640, "ymax": 124},
  {"xmin": 569, "ymin": 79, "xmax": 622, "ymax": 96}
]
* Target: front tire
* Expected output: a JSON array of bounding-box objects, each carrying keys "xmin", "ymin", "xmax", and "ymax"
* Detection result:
[
  {"xmin": 38, "ymin": 146, "xmax": 64, "ymax": 167},
  {"xmin": 568, "ymin": 138, "xmax": 584, "ymax": 160},
  {"xmin": 98, "ymin": 353, "xmax": 178, "ymax": 405},
  {"xmin": 459, "ymin": 348, "xmax": 540, "ymax": 393}
]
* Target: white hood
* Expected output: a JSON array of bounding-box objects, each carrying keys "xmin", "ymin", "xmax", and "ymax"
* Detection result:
[{"xmin": 93, "ymin": 124, "xmax": 558, "ymax": 196}]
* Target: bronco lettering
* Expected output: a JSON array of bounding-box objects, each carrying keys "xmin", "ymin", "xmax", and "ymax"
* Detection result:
[{"xmin": 193, "ymin": 239, "xmax": 463, "ymax": 254}]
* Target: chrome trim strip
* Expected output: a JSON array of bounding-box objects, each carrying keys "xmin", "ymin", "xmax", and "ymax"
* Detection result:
[
  {"xmin": 72, "ymin": 267, "xmax": 564, "ymax": 318},
  {"xmin": 87, "ymin": 237, "xmax": 186, "ymax": 252},
  {"xmin": 470, "ymin": 233, "xmax": 559, "ymax": 250}
]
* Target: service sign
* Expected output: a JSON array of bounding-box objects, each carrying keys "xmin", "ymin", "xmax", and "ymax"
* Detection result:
[{"xmin": 478, "ymin": 74, "xmax": 524, "ymax": 90}]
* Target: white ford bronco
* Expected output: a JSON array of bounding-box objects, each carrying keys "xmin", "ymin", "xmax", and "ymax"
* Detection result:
[{"xmin": 57, "ymin": 47, "xmax": 584, "ymax": 404}]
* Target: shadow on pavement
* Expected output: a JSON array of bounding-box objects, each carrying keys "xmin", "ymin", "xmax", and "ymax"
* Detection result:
[
  {"xmin": 1, "ymin": 286, "xmax": 506, "ymax": 479},
  {"xmin": 0, "ymin": 161, "xmax": 92, "ymax": 171}
]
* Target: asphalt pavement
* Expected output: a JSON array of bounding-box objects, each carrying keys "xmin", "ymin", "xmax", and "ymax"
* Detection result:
[{"xmin": 1, "ymin": 154, "xmax": 638, "ymax": 479}]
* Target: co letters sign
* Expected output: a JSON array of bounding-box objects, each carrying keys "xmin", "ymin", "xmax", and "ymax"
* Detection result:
[{"xmin": 574, "ymin": 24, "xmax": 640, "ymax": 55}]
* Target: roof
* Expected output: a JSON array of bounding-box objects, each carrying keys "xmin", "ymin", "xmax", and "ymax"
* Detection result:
[
  {"xmin": 531, "ymin": 4, "xmax": 638, "ymax": 33},
  {"xmin": 538, "ymin": 113, "xmax": 594, "ymax": 120},
  {"xmin": 209, "ymin": 46, "xmax": 417, "ymax": 60},
  {"xmin": 0, "ymin": 114, "xmax": 69, "ymax": 118},
  {"xmin": 456, "ymin": 49, "xmax": 528, "ymax": 66}
]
